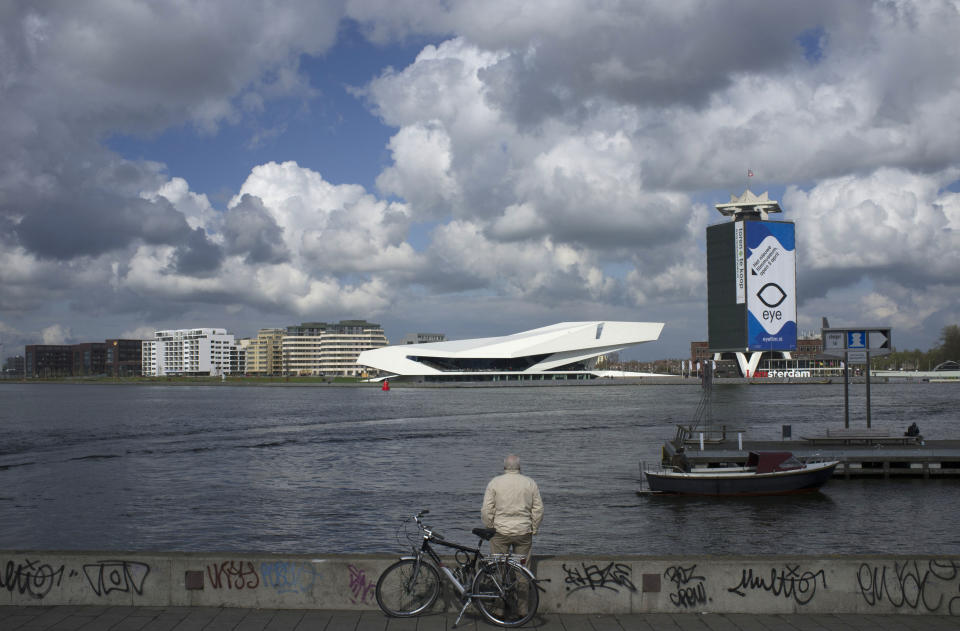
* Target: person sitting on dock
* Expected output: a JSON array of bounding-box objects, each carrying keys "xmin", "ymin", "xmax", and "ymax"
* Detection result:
[{"xmin": 905, "ymin": 422, "xmax": 920, "ymax": 437}]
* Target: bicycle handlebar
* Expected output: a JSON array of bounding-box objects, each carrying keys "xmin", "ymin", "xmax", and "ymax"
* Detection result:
[{"xmin": 414, "ymin": 510, "xmax": 433, "ymax": 538}]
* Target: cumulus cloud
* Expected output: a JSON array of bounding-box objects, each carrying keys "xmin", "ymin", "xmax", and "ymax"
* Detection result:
[
  {"xmin": 169, "ymin": 227, "xmax": 224, "ymax": 277},
  {"xmin": 41, "ymin": 324, "xmax": 72, "ymax": 345},
  {"xmin": 350, "ymin": 1, "xmax": 960, "ymax": 350},
  {"xmin": 231, "ymin": 161, "xmax": 418, "ymax": 274},
  {"xmin": 142, "ymin": 178, "xmax": 219, "ymax": 232},
  {"xmin": 357, "ymin": 1, "xmax": 960, "ymax": 194},
  {"xmin": 222, "ymin": 194, "xmax": 290, "ymax": 265},
  {"xmin": 376, "ymin": 121, "xmax": 461, "ymax": 219},
  {"xmin": 364, "ymin": 37, "xmax": 694, "ymax": 254},
  {"xmin": 423, "ymin": 219, "xmax": 618, "ymax": 304},
  {"xmin": 788, "ymin": 168, "xmax": 960, "ymax": 296},
  {"xmin": 2, "ymin": 0, "xmax": 960, "ymax": 357},
  {"xmin": 0, "ymin": 1, "xmax": 361, "ymax": 344},
  {"xmin": 120, "ymin": 325, "xmax": 159, "ymax": 341}
]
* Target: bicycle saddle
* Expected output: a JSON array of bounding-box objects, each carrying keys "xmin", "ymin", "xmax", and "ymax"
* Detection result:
[{"xmin": 472, "ymin": 528, "xmax": 496, "ymax": 540}]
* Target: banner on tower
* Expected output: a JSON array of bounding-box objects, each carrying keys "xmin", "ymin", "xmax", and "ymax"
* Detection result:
[
  {"xmin": 745, "ymin": 221, "xmax": 797, "ymax": 351},
  {"xmin": 734, "ymin": 221, "xmax": 745, "ymax": 304}
]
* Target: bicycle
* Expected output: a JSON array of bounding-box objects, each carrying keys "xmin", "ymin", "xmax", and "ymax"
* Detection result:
[{"xmin": 375, "ymin": 510, "xmax": 540, "ymax": 627}]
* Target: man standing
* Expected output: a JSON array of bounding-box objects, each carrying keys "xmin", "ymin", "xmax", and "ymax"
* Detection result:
[{"xmin": 481, "ymin": 454, "xmax": 544, "ymax": 559}]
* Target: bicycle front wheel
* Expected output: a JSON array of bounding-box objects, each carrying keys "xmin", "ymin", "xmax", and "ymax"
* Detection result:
[
  {"xmin": 375, "ymin": 558, "xmax": 441, "ymax": 617},
  {"xmin": 472, "ymin": 560, "xmax": 539, "ymax": 627}
]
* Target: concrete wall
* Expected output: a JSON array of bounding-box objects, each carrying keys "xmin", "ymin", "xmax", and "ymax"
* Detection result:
[{"xmin": 2, "ymin": 551, "xmax": 959, "ymax": 617}]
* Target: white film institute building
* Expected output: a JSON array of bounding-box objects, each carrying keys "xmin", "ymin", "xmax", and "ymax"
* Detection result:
[{"xmin": 357, "ymin": 321, "xmax": 664, "ymax": 383}]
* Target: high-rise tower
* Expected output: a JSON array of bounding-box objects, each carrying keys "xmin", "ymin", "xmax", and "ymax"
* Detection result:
[{"xmin": 706, "ymin": 190, "xmax": 797, "ymax": 376}]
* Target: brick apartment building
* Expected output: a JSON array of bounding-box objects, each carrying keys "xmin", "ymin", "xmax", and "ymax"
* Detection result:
[{"xmin": 25, "ymin": 340, "xmax": 143, "ymax": 378}]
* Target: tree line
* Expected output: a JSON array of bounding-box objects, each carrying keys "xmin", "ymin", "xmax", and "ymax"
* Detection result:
[{"xmin": 872, "ymin": 324, "xmax": 960, "ymax": 371}]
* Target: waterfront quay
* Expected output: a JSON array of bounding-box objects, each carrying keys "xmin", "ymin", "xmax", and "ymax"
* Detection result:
[
  {"xmin": 5, "ymin": 550, "xmax": 960, "ymax": 619},
  {"xmin": 664, "ymin": 437, "xmax": 960, "ymax": 478},
  {"xmin": 3, "ymin": 606, "xmax": 958, "ymax": 631}
]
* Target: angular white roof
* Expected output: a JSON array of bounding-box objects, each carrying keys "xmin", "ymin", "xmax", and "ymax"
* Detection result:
[{"xmin": 357, "ymin": 321, "xmax": 664, "ymax": 377}]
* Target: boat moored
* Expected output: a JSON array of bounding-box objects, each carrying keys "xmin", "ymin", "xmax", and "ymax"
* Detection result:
[{"xmin": 642, "ymin": 451, "xmax": 839, "ymax": 496}]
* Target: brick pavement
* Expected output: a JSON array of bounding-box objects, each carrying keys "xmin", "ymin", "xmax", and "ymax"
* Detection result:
[{"xmin": 1, "ymin": 607, "xmax": 958, "ymax": 631}]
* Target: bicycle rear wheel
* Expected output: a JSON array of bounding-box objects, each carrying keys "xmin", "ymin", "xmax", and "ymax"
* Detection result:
[
  {"xmin": 375, "ymin": 558, "xmax": 441, "ymax": 617},
  {"xmin": 472, "ymin": 560, "xmax": 539, "ymax": 627}
]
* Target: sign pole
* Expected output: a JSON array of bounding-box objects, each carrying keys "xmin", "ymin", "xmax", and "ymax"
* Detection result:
[
  {"xmin": 843, "ymin": 360, "xmax": 849, "ymax": 428},
  {"xmin": 865, "ymin": 351, "xmax": 872, "ymax": 428},
  {"xmin": 823, "ymin": 326, "xmax": 890, "ymax": 431}
]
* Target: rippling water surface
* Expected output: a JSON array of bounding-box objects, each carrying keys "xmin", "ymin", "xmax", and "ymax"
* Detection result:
[{"xmin": 0, "ymin": 382, "xmax": 958, "ymax": 555}]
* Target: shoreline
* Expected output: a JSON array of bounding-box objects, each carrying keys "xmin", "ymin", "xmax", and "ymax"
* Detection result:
[{"xmin": 0, "ymin": 375, "xmax": 949, "ymax": 387}]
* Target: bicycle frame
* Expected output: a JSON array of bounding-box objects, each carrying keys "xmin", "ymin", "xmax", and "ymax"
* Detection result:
[{"xmin": 402, "ymin": 523, "xmax": 484, "ymax": 595}]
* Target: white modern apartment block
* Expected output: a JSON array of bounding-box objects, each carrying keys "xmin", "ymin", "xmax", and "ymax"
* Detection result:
[
  {"xmin": 141, "ymin": 328, "xmax": 238, "ymax": 376},
  {"xmin": 282, "ymin": 320, "xmax": 388, "ymax": 377}
]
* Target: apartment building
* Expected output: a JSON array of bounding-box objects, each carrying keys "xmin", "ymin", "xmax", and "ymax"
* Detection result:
[
  {"xmin": 3, "ymin": 355, "xmax": 25, "ymax": 377},
  {"xmin": 25, "ymin": 345, "xmax": 74, "ymax": 378},
  {"xmin": 142, "ymin": 328, "xmax": 238, "ymax": 376},
  {"xmin": 71, "ymin": 342, "xmax": 107, "ymax": 376},
  {"xmin": 23, "ymin": 340, "xmax": 142, "ymax": 377},
  {"xmin": 105, "ymin": 339, "xmax": 144, "ymax": 377},
  {"xmin": 401, "ymin": 333, "xmax": 446, "ymax": 344},
  {"xmin": 25, "ymin": 343, "xmax": 104, "ymax": 377},
  {"xmin": 282, "ymin": 320, "xmax": 388, "ymax": 376},
  {"xmin": 230, "ymin": 344, "xmax": 246, "ymax": 376},
  {"xmin": 241, "ymin": 328, "xmax": 285, "ymax": 375}
]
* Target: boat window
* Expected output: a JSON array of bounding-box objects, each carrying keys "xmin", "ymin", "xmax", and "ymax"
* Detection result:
[{"xmin": 778, "ymin": 455, "xmax": 803, "ymax": 470}]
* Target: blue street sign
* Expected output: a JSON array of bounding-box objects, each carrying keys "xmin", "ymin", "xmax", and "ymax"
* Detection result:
[
  {"xmin": 847, "ymin": 331, "xmax": 867, "ymax": 349},
  {"xmin": 822, "ymin": 327, "xmax": 892, "ymax": 357}
]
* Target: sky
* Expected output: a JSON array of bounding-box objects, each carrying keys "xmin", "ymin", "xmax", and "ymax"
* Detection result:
[{"xmin": 2, "ymin": 0, "xmax": 959, "ymax": 362}]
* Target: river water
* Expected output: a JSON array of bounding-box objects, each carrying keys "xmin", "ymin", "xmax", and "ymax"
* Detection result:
[{"xmin": 0, "ymin": 382, "xmax": 958, "ymax": 556}]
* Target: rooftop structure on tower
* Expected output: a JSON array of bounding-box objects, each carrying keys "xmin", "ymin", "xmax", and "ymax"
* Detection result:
[{"xmin": 714, "ymin": 189, "xmax": 783, "ymax": 221}]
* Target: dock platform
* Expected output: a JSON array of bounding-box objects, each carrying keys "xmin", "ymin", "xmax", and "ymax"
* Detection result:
[{"xmin": 663, "ymin": 439, "xmax": 960, "ymax": 478}]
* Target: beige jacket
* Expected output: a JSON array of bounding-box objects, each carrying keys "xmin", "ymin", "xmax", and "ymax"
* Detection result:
[{"xmin": 481, "ymin": 470, "xmax": 544, "ymax": 536}]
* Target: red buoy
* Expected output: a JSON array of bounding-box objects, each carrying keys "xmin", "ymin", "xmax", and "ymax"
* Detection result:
[{"xmin": 381, "ymin": 379, "xmax": 390, "ymax": 391}]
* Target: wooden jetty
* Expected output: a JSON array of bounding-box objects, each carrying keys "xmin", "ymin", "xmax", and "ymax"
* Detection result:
[{"xmin": 661, "ymin": 427, "xmax": 960, "ymax": 479}]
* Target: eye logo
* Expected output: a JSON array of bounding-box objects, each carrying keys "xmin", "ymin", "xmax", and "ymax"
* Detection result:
[{"xmin": 757, "ymin": 283, "xmax": 787, "ymax": 308}]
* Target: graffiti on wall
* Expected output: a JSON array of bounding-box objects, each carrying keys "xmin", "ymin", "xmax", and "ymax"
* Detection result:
[
  {"xmin": 206, "ymin": 560, "xmax": 260, "ymax": 590},
  {"xmin": 83, "ymin": 560, "xmax": 150, "ymax": 596},
  {"xmin": 562, "ymin": 561, "xmax": 636, "ymax": 595},
  {"xmin": 259, "ymin": 561, "xmax": 318, "ymax": 595},
  {"xmin": 727, "ymin": 564, "xmax": 827, "ymax": 605},
  {"xmin": 1, "ymin": 559, "xmax": 68, "ymax": 600},
  {"xmin": 664, "ymin": 564, "xmax": 708, "ymax": 608},
  {"xmin": 347, "ymin": 564, "xmax": 376, "ymax": 605},
  {"xmin": 1, "ymin": 557, "xmax": 152, "ymax": 600},
  {"xmin": 857, "ymin": 559, "xmax": 960, "ymax": 615}
]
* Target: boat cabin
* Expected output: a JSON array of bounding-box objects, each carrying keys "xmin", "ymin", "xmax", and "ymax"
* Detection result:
[{"xmin": 747, "ymin": 451, "xmax": 803, "ymax": 473}]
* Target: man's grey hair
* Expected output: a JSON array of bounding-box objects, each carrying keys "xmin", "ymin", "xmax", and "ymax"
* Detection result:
[{"xmin": 503, "ymin": 454, "xmax": 521, "ymax": 471}]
